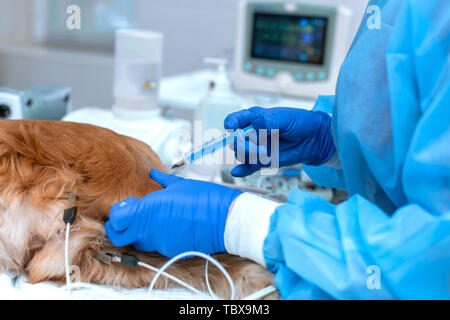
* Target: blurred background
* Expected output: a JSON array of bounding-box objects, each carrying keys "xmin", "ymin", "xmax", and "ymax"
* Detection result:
[{"xmin": 0, "ymin": 0, "xmax": 368, "ymax": 110}]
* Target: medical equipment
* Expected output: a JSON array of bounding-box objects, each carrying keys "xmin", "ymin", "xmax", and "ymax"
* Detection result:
[
  {"xmin": 194, "ymin": 58, "xmax": 245, "ymax": 133},
  {"xmin": 62, "ymin": 193, "xmax": 78, "ymax": 298},
  {"xmin": 170, "ymin": 125, "xmax": 256, "ymax": 171},
  {"xmin": 0, "ymin": 85, "xmax": 71, "ymax": 120},
  {"xmin": 160, "ymin": 69, "xmax": 316, "ymax": 123},
  {"xmin": 114, "ymin": 29, "xmax": 163, "ymax": 114},
  {"xmin": 232, "ymin": 1, "xmax": 353, "ymax": 98},
  {"xmin": 221, "ymin": 165, "xmax": 333, "ymax": 202},
  {"xmin": 93, "ymin": 250, "xmax": 277, "ymax": 300},
  {"xmin": 62, "ymin": 194, "xmax": 276, "ymax": 300}
]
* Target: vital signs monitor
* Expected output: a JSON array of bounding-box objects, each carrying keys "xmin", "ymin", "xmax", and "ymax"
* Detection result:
[{"xmin": 233, "ymin": 1, "xmax": 354, "ymax": 98}]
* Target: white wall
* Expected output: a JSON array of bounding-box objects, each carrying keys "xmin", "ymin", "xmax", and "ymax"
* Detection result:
[
  {"xmin": 0, "ymin": 0, "xmax": 368, "ymax": 110},
  {"xmin": 135, "ymin": 0, "xmax": 239, "ymax": 76},
  {"xmin": 0, "ymin": 45, "xmax": 114, "ymax": 109},
  {"xmin": 0, "ymin": 0, "xmax": 34, "ymax": 43}
]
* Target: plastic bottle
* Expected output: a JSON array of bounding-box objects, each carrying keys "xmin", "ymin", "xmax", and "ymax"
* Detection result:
[{"xmin": 194, "ymin": 58, "xmax": 244, "ymax": 133}]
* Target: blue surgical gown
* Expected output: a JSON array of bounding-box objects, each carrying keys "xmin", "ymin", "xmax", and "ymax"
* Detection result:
[{"xmin": 263, "ymin": 0, "xmax": 450, "ymax": 299}]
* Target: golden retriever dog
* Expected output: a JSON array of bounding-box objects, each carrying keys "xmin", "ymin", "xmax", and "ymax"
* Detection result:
[{"xmin": 0, "ymin": 120, "xmax": 275, "ymax": 299}]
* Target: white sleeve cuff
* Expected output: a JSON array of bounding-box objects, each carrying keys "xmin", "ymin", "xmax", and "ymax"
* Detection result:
[{"xmin": 224, "ymin": 192, "xmax": 281, "ymax": 267}]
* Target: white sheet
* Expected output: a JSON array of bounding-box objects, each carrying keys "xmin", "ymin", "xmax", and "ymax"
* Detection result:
[{"xmin": 0, "ymin": 273, "xmax": 210, "ymax": 300}]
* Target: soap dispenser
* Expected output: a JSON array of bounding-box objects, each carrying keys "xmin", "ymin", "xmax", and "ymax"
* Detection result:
[{"xmin": 194, "ymin": 58, "xmax": 244, "ymax": 134}]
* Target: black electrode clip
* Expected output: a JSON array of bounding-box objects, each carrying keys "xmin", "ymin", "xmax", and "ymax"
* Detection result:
[
  {"xmin": 120, "ymin": 253, "xmax": 139, "ymax": 268},
  {"xmin": 63, "ymin": 192, "xmax": 78, "ymax": 225},
  {"xmin": 94, "ymin": 250, "xmax": 139, "ymax": 268},
  {"xmin": 63, "ymin": 206, "xmax": 77, "ymax": 225}
]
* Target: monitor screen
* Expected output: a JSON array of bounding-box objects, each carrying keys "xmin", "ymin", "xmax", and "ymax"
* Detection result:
[{"xmin": 251, "ymin": 13, "xmax": 328, "ymax": 65}]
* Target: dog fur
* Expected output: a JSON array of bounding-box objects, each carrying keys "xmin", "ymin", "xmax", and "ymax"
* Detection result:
[{"xmin": 0, "ymin": 120, "xmax": 275, "ymax": 299}]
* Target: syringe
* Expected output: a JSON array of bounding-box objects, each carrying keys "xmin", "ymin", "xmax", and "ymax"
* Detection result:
[{"xmin": 170, "ymin": 125, "xmax": 256, "ymax": 170}]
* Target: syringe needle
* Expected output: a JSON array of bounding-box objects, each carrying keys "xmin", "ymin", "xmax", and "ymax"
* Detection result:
[
  {"xmin": 169, "ymin": 159, "xmax": 187, "ymax": 171},
  {"xmin": 168, "ymin": 125, "xmax": 255, "ymax": 173}
]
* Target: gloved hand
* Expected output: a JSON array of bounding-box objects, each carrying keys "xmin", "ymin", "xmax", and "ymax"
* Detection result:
[
  {"xmin": 224, "ymin": 107, "xmax": 335, "ymax": 177},
  {"xmin": 105, "ymin": 169, "xmax": 243, "ymax": 258}
]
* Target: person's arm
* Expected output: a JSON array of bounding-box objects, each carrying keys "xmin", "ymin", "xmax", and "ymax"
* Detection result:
[
  {"xmin": 224, "ymin": 186, "xmax": 449, "ymax": 300},
  {"xmin": 224, "ymin": 104, "xmax": 336, "ymax": 178},
  {"xmin": 263, "ymin": 187, "xmax": 450, "ymax": 301},
  {"xmin": 224, "ymin": 193, "xmax": 281, "ymax": 267},
  {"xmin": 301, "ymin": 95, "xmax": 346, "ymax": 190},
  {"xmin": 224, "ymin": 95, "xmax": 347, "ymax": 190},
  {"xmin": 225, "ymin": 82, "xmax": 450, "ymax": 299},
  {"xmin": 106, "ymin": 170, "xmax": 243, "ymax": 258},
  {"xmin": 239, "ymin": 0, "xmax": 450, "ymax": 299}
]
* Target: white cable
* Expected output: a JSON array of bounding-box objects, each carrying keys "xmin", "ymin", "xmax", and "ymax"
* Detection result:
[
  {"xmin": 146, "ymin": 251, "xmax": 236, "ymax": 300},
  {"xmin": 64, "ymin": 223, "xmax": 72, "ymax": 298},
  {"xmin": 203, "ymin": 258, "xmax": 276, "ymax": 300},
  {"xmin": 242, "ymin": 285, "xmax": 277, "ymax": 300},
  {"xmin": 138, "ymin": 261, "xmax": 208, "ymax": 298},
  {"xmin": 63, "ymin": 241, "xmax": 275, "ymax": 300},
  {"xmin": 65, "ymin": 221, "xmax": 272, "ymax": 300},
  {"xmin": 204, "ymin": 260, "xmax": 219, "ymax": 300}
]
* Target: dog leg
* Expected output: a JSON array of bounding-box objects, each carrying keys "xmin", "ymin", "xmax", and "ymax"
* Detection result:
[{"xmin": 26, "ymin": 216, "xmax": 277, "ymax": 299}]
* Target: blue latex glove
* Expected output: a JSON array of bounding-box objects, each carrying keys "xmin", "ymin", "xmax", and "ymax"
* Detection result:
[
  {"xmin": 224, "ymin": 107, "xmax": 335, "ymax": 177},
  {"xmin": 105, "ymin": 169, "xmax": 243, "ymax": 258}
]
